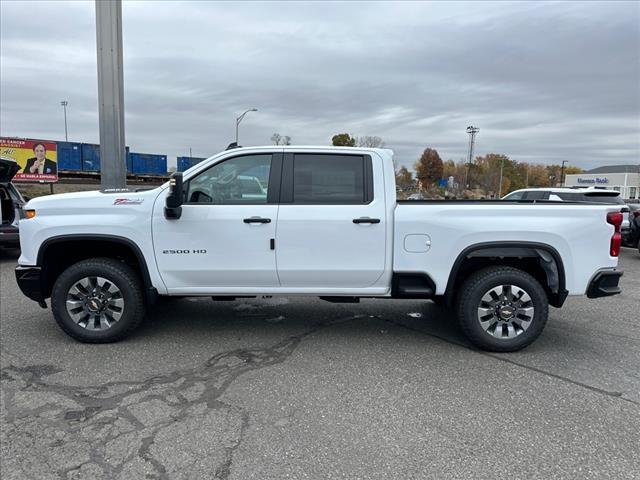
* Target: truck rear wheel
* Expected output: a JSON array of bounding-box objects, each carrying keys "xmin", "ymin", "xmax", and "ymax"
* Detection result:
[
  {"xmin": 455, "ymin": 266, "xmax": 549, "ymax": 352},
  {"xmin": 51, "ymin": 258, "xmax": 145, "ymax": 343}
]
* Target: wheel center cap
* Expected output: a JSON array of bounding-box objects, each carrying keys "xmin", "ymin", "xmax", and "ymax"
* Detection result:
[
  {"xmin": 88, "ymin": 298, "xmax": 102, "ymax": 312},
  {"xmin": 499, "ymin": 306, "xmax": 515, "ymax": 320}
]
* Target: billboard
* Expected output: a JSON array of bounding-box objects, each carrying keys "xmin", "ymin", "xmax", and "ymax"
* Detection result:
[{"xmin": 0, "ymin": 137, "xmax": 58, "ymax": 182}]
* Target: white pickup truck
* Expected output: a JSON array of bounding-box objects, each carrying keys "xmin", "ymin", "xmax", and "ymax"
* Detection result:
[{"xmin": 15, "ymin": 146, "xmax": 624, "ymax": 351}]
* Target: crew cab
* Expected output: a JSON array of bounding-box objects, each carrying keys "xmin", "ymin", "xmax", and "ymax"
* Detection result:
[{"xmin": 15, "ymin": 147, "xmax": 625, "ymax": 351}]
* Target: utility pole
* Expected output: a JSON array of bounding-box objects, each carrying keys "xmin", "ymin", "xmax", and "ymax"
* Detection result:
[
  {"xmin": 95, "ymin": 0, "xmax": 127, "ymax": 190},
  {"xmin": 560, "ymin": 160, "xmax": 568, "ymax": 187},
  {"xmin": 189, "ymin": 147, "xmax": 192, "ymax": 158},
  {"xmin": 60, "ymin": 101, "xmax": 69, "ymax": 141},
  {"xmin": 463, "ymin": 126, "xmax": 479, "ymax": 189},
  {"xmin": 498, "ymin": 155, "xmax": 506, "ymax": 198},
  {"xmin": 235, "ymin": 108, "xmax": 257, "ymax": 145}
]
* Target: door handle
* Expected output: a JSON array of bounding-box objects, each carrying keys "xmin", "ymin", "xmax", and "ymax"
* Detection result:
[
  {"xmin": 353, "ymin": 217, "xmax": 380, "ymax": 224},
  {"xmin": 243, "ymin": 217, "xmax": 271, "ymax": 224}
]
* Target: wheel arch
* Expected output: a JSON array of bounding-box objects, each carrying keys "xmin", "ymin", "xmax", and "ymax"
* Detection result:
[
  {"xmin": 444, "ymin": 241, "xmax": 567, "ymax": 308},
  {"xmin": 36, "ymin": 234, "xmax": 156, "ymax": 303}
]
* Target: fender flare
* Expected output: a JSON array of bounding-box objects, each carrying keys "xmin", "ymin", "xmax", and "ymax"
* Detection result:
[
  {"xmin": 37, "ymin": 234, "xmax": 157, "ymax": 302},
  {"xmin": 444, "ymin": 241, "xmax": 567, "ymax": 307}
]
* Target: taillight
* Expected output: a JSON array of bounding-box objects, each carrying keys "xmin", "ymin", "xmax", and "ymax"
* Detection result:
[
  {"xmin": 607, "ymin": 211, "xmax": 622, "ymax": 257},
  {"xmin": 633, "ymin": 210, "xmax": 640, "ymax": 218}
]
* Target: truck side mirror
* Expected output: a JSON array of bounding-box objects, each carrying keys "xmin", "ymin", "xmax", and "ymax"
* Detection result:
[{"xmin": 165, "ymin": 172, "xmax": 184, "ymax": 219}]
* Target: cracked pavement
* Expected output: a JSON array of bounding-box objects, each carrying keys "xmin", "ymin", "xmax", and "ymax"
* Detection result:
[{"xmin": 1, "ymin": 248, "xmax": 639, "ymax": 479}]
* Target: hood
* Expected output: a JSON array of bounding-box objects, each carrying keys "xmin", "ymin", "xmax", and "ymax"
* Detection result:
[
  {"xmin": 0, "ymin": 157, "xmax": 20, "ymax": 182},
  {"xmin": 25, "ymin": 186, "xmax": 162, "ymax": 211}
]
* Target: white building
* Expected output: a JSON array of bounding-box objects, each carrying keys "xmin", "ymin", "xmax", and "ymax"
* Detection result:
[{"xmin": 564, "ymin": 164, "xmax": 640, "ymax": 201}]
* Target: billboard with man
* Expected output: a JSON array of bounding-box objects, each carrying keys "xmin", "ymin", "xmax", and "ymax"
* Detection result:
[{"xmin": 0, "ymin": 137, "xmax": 58, "ymax": 182}]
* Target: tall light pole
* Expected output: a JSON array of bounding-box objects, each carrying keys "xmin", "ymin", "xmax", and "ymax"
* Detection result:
[
  {"xmin": 463, "ymin": 126, "xmax": 479, "ymax": 189},
  {"xmin": 235, "ymin": 108, "xmax": 257, "ymax": 145},
  {"xmin": 560, "ymin": 160, "xmax": 568, "ymax": 186},
  {"xmin": 60, "ymin": 100, "xmax": 69, "ymax": 141}
]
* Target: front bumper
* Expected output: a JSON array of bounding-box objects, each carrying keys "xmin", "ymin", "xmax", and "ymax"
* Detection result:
[
  {"xmin": 586, "ymin": 270, "xmax": 623, "ymax": 299},
  {"xmin": 15, "ymin": 266, "xmax": 47, "ymax": 307}
]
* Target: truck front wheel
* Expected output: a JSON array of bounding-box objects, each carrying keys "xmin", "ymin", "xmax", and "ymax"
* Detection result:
[
  {"xmin": 51, "ymin": 258, "xmax": 146, "ymax": 343},
  {"xmin": 455, "ymin": 266, "xmax": 549, "ymax": 352}
]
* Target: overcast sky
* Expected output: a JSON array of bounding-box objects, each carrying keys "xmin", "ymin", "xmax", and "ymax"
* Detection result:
[{"xmin": 1, "ymin": 0, "xmax": 639, "ymax": 169}]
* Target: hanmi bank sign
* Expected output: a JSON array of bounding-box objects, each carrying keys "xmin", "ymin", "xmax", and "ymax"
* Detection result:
[{"xmin": 576, "ymin": 177, "xmax": 610, "ymax": 185}]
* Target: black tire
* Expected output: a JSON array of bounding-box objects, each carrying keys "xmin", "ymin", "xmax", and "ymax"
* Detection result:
[
  {"xmin": 51, "ymin": 257, "xmax": 146, "ymax": 343},
  {"xmin": 455, "ymin": 266, "xmax": 549, "ymax": 352}
]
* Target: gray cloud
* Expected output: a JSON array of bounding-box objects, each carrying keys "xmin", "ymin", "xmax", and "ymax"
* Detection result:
[{"xmin": 1, "ymin": 0, "xmax": 638, "ymax": 169}]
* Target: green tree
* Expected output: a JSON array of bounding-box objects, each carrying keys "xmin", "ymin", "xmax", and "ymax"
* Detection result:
[
  {"xmin": 414, "ymin": 148, "xmax": 444, "ymax": 188},
  {"xmin": 331, "ymin": 133, "xmax": 356, "ymax": 147}
]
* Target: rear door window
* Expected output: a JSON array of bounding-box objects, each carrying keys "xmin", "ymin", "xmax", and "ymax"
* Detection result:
[{"xmin": 292, "ymin": 154, "xmax": 368, "ymax": 204}]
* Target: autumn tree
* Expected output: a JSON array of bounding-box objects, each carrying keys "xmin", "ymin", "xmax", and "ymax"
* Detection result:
[
  {"xmin": 331, "ymin": 133, "xmax": 356, "ymax": 147},
  {"xmin": 414, "ymin": 148, "xmax": 444, "ymax": 188}
]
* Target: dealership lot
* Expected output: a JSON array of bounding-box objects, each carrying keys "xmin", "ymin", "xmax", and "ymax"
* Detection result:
[{"xmin": 1, "ymin": 248, "xmax": 638, "ymax": 479}]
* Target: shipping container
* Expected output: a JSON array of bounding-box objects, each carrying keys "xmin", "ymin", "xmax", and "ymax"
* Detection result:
[
  {"xmin": 177, "ymin": 156, "xmax": 206, "ymax": 172},
  {"xmin": 129, "ymin": 152, "xmax": 168, "ymax": 175},
  {"xmin": 56, "ymin": 141, "xmax": 83, "ymax": 171},
  {"xmin": 81, "ymin": 143, "xmax": 100, "ymax": 171},
  {"xmin": 81, "ymin": 143, "xmax": 131, "ymax": 172}
]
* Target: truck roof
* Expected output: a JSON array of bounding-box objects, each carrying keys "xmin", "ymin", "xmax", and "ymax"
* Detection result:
[{"xmin": 224, "ymin": 145, "xmax": 394, "ymax": 156}]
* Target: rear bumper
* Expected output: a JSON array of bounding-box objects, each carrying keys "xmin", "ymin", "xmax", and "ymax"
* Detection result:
[
  {"xmin": 586, "ymin": 270, "xmax": 623, "ymax": 299},
  {"xmin": 15, "ymin": 266, "xmax": 46, "ymax": 306}
]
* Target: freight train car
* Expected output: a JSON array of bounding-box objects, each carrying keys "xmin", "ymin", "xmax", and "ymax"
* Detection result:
[
  {"xmin": 129, "ymin": 152, "xmax": 168, "ymax": 175},
  {"xmin": 177, "ymin": 156, "xmax": 206, "ymax": 172}
]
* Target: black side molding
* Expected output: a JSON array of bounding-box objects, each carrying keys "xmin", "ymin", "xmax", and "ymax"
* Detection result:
[{"xmin": 586, "ymin": 270, "xmax": 623, "ymax": 298}]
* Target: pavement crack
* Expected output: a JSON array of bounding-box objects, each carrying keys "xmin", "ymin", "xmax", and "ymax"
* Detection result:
[
  {"xmin": 0, "ymin": 316, "xmax": 350, "ymax": 478},
  {"xmin": 138, "ymin": 434, "xmax": 169, "ymax": 479}
]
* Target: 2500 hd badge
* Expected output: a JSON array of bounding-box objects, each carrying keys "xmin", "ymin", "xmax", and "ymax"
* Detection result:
[{"xmin": 162, "ymin": 249, "xmax": 207, "ymax": 254}]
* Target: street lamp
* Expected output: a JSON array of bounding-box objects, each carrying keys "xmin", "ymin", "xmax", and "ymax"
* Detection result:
[
  {"xmin": 235, "ymin": 108, "xmax": 257, "ymax": 144},
  {"xmin": 60, "ymin": 100, "xmax": 69, "ymax": 141}
]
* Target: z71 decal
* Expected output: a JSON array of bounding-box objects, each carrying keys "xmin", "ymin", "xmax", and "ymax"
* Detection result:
[{"xmin": 113, "ymin": 198, "xmax": 144, "ymax": 205}]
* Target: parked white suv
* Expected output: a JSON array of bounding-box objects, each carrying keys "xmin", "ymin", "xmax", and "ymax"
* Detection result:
[
  {"xmin": 16, "ymin": 147, "xmax": 625, "ymax": 351},
  {"xmin": 503, "ymin": 187, "xmax": 630, "ymax": 230}
]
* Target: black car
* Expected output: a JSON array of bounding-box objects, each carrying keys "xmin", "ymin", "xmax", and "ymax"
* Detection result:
[
  {"xmin": 623, "ymin": 204, "xmax": 640, "ymax": 248},
  {"xmin": 0, "ymin": 157, "xmax": 27, "ymax": 248}
]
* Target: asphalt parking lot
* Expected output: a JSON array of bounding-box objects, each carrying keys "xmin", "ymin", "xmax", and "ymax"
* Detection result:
[{"xmin": 1, "ymin": 248, "xmax": 639, "ymax": 479}]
